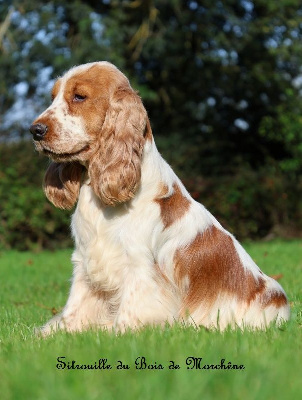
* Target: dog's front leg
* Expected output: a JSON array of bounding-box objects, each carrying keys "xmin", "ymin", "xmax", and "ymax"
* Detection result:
[
  {"xmin": 114, "ymin": 271, "xmax": 176, "ymax": 333},
  {"xmin": 37, "ymin": 255, "xmax": 112, "ymax": 337}
]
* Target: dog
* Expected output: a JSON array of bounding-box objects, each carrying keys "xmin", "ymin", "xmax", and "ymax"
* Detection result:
[{"xmin": 30, "ymin": 61, "xmax": 290, "ymax": 335}]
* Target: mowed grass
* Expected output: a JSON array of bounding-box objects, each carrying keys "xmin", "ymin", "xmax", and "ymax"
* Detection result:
[{"xmin": 0, "ymin": 240, "xmax": 301, "ymax": 400}]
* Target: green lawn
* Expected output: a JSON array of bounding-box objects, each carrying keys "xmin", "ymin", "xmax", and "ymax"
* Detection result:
[{"xmin": 0, "ymin": 240, "xmax": 301, "ymax": 400}]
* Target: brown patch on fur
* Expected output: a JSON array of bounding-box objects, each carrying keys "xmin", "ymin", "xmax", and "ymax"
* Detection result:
[
  {"xmin": 174, "ymin": 225, "xmax": 266, "ymax": 313},
  {"xmin": 51, "ymin": 79, "xmax": 61, "ymax": 100},
  {"xmin": 155, "ymin": 183, "xmax": 191, "ymax": 229},
  {"xmin": 43, "ymin": 162, "xmax": 84, "ymax": 209},
  {"xmin": 261, "ymin": 291, "xmax": 288, "ymax": 308},
  {"xmin": 62, "ymin": 64, "xmax": 116, "ymax": 123},
  {"xmin": 144, "ymin": 119, "xmax": 153, "ymax": 142}
]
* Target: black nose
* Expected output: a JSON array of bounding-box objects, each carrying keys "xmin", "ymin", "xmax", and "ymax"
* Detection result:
[{"xmin": 29, "ymin": 123, "xmax": 48, "ymax": 141}]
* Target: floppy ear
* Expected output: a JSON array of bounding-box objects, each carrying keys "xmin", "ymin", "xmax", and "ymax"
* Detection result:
[
  {"xmin": 89, "ymin": 86, "xmax": 147, "ymax": 206},
  {"xmin": 43, "ymin": 162, "xmax": 84, "ymax": 210}
]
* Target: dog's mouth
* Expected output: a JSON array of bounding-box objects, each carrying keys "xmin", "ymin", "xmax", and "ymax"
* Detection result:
[{"xmin": 41, "ymin": 145, "xmax": 90, "ymax": 159}]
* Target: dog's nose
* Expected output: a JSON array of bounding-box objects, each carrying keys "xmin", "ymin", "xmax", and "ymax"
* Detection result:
[{"xmin": 29, "ymin": 123, "xmax": 48, "ymax": 141}]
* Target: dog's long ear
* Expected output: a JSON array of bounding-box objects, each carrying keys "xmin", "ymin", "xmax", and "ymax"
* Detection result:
[
  {"xmin": 89, "ymin": 86, "xmax": 147, "ymax": 206},
  {"xmin": 43, "ymin": 162, "xmax": 84, "ymax": 210}
]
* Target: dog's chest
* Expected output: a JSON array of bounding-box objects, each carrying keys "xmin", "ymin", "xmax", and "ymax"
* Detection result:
[
  {"xmin": 71, "ymin": 184, "xmax": 131, "ymax": 289},
  {"xmin": 71, "ymin": 183, "xmax": 157, "ymax": 291}
]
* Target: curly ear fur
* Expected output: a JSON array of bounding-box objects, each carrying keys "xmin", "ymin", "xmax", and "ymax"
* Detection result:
[
  {"xmin": 89, "ymin": 86, "xmax": 147, "ymax": 206},
  {"xmin": 43, "ymin": 162, "xmax": 84, "ymax": 210}
]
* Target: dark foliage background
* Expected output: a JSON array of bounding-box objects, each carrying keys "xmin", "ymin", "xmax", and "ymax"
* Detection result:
[{"xmin": 0, "ymin": 0, "xmax": 301, "ymax": 250}]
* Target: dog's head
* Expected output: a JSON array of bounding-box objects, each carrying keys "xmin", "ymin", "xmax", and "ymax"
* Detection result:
[{"xmin": 30, "ymin": 62, "xmax": 151, "ymax": 209}]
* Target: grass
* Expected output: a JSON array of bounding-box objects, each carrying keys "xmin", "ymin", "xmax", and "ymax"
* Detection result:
[{"xmin": 0, "ymin": 239, "xmax": 301, "ymax": 400}]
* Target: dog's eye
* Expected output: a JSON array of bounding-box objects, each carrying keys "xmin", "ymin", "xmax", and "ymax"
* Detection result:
[{"xmin": 73, "ymin": 94, "xmax": 87, "ymax": 102}]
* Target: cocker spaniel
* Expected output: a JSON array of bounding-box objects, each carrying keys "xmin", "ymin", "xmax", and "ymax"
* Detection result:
[{"xmin": 30, "ymin": 62, "xmax": 289, "ymax": 335}]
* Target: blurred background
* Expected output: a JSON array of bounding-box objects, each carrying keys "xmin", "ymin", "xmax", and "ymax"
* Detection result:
[{"xmin": 0, "ymin": 0, "xmax": 301, "ymax": 251}]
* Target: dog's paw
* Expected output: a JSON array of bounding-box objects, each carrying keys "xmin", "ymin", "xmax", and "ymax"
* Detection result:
[
  {"xmin": 35, "ymin": 314, "xmax": 65, "ymax": 337},
  {"xmin": 36, "ymin": 314, "xmax": 115, "ymax": 337},
  {"xmin": 114, "ymin": 315, "xmax": 142, "ymax": 334}
]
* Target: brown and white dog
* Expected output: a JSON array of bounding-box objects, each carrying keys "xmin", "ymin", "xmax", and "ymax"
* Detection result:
[{"xmin": 30, "ymin": 62, "xmax": 290, "ymax": 335}]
